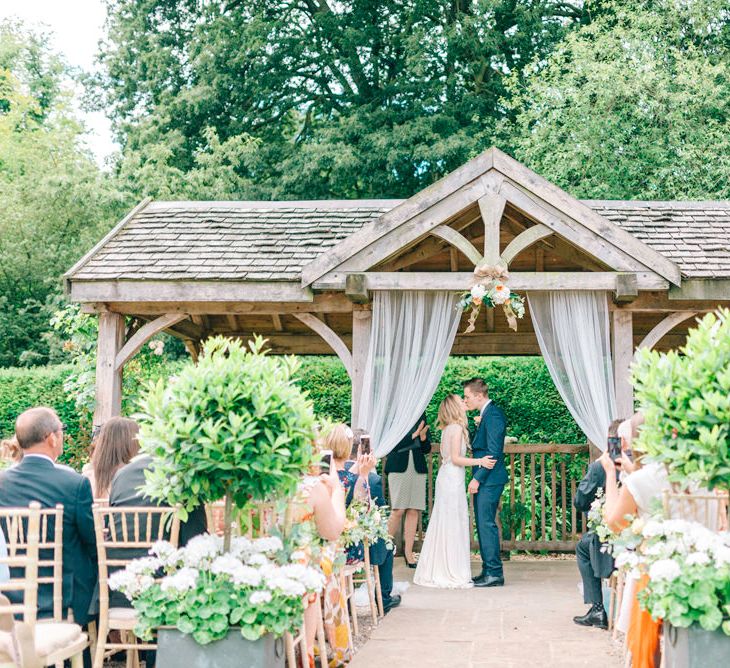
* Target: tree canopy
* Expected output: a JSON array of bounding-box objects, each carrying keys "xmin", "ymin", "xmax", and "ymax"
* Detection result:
[{"xmin": 96, "ymin": 0, "xmax": 588, "ymax": 199}]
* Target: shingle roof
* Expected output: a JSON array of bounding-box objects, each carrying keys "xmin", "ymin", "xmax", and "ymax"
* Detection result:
[
  {"xmin": 67, "ymin": 199, "xmax": 730, "ymax": 282},
  {"xmin": 586, "ymin": 201, "xmax": 730, "ymax": 279}
]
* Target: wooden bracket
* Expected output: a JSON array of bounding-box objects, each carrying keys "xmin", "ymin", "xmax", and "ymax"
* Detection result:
[
  {"xmin": 345, "ymin": 274, "xmax": 370, "ymax": 304},
  {"xmin": 115, "ymin": 313, "xmax": 187, "ymax": 371}
]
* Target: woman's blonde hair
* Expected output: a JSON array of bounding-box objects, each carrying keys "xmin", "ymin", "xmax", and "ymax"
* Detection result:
[
  {"xmin": 437, "ymin": 394, "xmax": 469, "ymax": 445},
  {"xmin": 324, "ymin": 423, "xmax": 354, "ymax": 460},
  {"xmin": 0, "ymin": 436, "xmax": 22, "ymax": 464}
]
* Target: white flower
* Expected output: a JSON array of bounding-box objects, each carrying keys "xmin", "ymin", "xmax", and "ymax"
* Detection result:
[
  {"xmin": 182, "ymin": 534, "xmax": 222, "ymax": 567},
  {"xmin": 247, "ymin": 554, "xmax": 270, "ymax": 567},
  {"xmin": 229, "ymin": 537, "xmax": 254, "ymax": 559},
  {"xmin": 266, "ymin": 575, "xmax": 306, "ymax": 597},
  {"xmin": 232, "ymin": 566, "xmax": 263, "ymax": 587},
  {"xmin": 127, "ymin": 557, "xmax": 162, "ymax": 575},
  {"xmin": 109, "ymin": 570, "xmax": 155, "ymax": 598},
  {"xmin": 642, "ymin": 520, "xmax": 664, "ymax": 538},
  {"xmin": 685, "ymin": 552, "xmax": 710, "ymax": 566},
  {"xmin": 489, "ymin": 283, "xmax": 510, "ymax": 305},
  {"xmin": 251, "ymin": 536, "xmax": 283, "ymax": 554},
  {"xmin": 615, "ymin": 552, "xmax": 639, "ymax": 569},
  {"xmin": 160, "ymin": 567, "xmax": 199, "ymax": 593},
  {"xmin": 649, "ymin": 559, "xmax": 681, "ymax": 582},
  {"xmin": 150, "ymin": 541, "xmax": 180, "ymax": 567},
  {"xmin": 211, "ymin": 554, "xmax": 245, "ymax": 579},
  {"xmin": 713, "ymin": 545, "xmax": 730, "ymax": 567},
  {"xmin": 249, "ymin": 590, "xmax": 272, "ymax": 605},
  {"xmin": 470, "ymin": 284, "xmax": 487, "ymax": 300}
]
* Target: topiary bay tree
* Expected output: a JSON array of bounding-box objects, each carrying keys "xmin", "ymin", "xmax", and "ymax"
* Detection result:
[
  {"xmin": 632, "ymin": 309, "xmax": 730, "ymax": 492},
  {"xmin": 137, "ymin": 336, "xmax": 317, "ymax": 549}
]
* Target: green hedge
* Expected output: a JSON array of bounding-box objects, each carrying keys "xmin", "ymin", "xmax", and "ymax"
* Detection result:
[
  {"xmin": 297, "ymin": 356, "xmax": 584, "ymax": 444},
  {"xmin": 1, "ymin": 356, "xmax": 585, "ymax": 470}
]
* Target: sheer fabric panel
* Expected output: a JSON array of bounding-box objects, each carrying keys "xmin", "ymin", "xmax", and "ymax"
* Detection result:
[
  {"xmin": 359, "ymin": 291, "xmax": 461, "ymax": 458},
  {"xmin": 527, "ymin": 291, "xmax": 617, "ymax": 450}
]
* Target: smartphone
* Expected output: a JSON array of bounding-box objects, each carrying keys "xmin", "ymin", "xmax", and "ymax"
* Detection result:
[
  {"xmin": 320, "ymin": 449, "xmax": 333, "ymax": 475},
  {"xmin": 360, "ymin": 435, "xmax": 371, "ymax": 455},
  {"xmin": 607, "ymin": 436, "xmax": 622, "ymax": 462}
]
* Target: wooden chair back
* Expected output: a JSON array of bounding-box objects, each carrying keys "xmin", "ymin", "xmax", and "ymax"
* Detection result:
[
  {"xmin": 93, "ymin": 505, "xmax": 181, "ymax": 612},
  {"xmin": 0, "ymin": 503, "xmax": 41, "ymax": 625},
  {"xmin": 662, "ymin": 490, "xmax": 729, "ymax": 531},
  {"xmin": 205, "ymin": 501, "xmax": 279, "ymax": 538}
]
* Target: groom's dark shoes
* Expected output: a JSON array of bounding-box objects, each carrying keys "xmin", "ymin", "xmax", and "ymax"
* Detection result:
[
  {"xmin": 573, "ymin": 603, "xmax": 608, "ymax": 629},
  {"xmin": 382, "ymin": 594, "xmax": 401, "ymax": 614},
  {"xmin": 472, "ymin": 574, "xmax": 504, "ymax": 587}
]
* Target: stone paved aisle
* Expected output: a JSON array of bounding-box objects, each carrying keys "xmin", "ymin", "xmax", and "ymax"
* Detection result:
[{"xmin": 350, "ymin": 558, "xmax": 622, "ymax": 668}]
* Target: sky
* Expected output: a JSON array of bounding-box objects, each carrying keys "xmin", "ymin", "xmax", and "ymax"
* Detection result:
[{"xmin": 1, "ymin": 0, "xmax": 118, "ymax": 164}]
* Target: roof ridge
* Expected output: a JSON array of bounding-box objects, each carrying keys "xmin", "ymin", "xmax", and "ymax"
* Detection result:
[
  {"xmin": 146, "ymin": 199, "xmax": 404, "ymax": 210},
  {"xmin": 584, "ymin": 200, "xmax": 730, "ymax": 208}
]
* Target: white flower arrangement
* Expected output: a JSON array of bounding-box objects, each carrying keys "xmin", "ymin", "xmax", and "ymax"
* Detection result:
[
  {"xmin": 110, "ymin": 532, "xmax": 325, "ymax": 645},
  {"xmin": 458, "ymin": 262, "xmax": 525, "ymax": 333},
  {"xmin": 342, "ymin": 500, "xmax": 393, "ymax": 550},
  {"xmin": 610, "ymin": 515, "xmax": 730, "ymax": 635}
]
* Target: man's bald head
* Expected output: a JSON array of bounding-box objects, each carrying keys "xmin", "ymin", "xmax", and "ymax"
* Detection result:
[{"xmin": 15, "ymin": 407, "xmax": 62, "ymax": 450}]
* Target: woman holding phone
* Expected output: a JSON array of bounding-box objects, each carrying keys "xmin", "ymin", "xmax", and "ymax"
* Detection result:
[{"xmin": 385, "ymin": 413, "xmax": 431, "ymax": 567}]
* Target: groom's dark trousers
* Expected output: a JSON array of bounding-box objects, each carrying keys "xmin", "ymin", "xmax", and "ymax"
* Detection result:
[{"xmin": 471, "ymin": 402, "xmax": 508, "ymax": 578}]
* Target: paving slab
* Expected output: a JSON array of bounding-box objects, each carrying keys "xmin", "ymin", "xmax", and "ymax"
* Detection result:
[{"xmin": 350, "ymin": 557, "xmax": 622, "ymax": 667}]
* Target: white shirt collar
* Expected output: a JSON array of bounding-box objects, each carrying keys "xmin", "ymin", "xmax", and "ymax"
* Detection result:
[
  {"xmin": 480, "ymin": 399, "xmax": 492, "ymax": 417},
  {"xmin": 22, "ymin": 453, "xmax": 56, "ymax": 465}
]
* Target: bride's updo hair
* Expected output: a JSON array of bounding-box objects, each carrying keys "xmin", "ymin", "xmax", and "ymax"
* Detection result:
[{"xmin": 437, "ymin": 394, "xmax": 469, "ymax": 445}]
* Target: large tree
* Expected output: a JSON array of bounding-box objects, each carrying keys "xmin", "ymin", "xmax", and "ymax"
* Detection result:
[
  {"xmin": 0, "ymin": 21, "xmax": 128, "ymax": 367},
  {"xmin": 503, "ymin": 0, "xmax": 730, "ymax": 199},
  {"xmin": 96, "ymin": 0, "xmax": 587, "ymax": 199}
]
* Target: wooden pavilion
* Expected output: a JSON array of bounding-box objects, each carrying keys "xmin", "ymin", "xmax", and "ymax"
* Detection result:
[{"xmin": 64, "ymin": 148, "xmax": 730, "ymax": 429}]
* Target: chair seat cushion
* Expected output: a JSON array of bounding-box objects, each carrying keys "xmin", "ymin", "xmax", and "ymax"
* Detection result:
[
  {"xmin": 109, "ymin": 607, "xmax": 137, "ymax": 623},
  {"xmin": 34, "ymin": 622, "xmax": 85, "ymax": 657}
]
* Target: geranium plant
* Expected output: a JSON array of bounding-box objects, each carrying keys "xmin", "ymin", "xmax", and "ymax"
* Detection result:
[
  {"xmin": 632, "ymin": 309, "xmax": 730, "ymax": 492},
  {"xmin": 632, "ymin": 518, "xmax": 730, "ymax": 635},
  {"xmin": 137, "ymin": 336, "xmax": 317, "ymax": 549},
  {"xmin": 110, "ymin": 534, "xmax": 325, "ymax": 644}
]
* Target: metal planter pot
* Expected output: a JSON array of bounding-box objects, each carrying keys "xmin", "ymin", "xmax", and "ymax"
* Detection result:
[
  {"xmin": 157, "ymin": 628, "xmax": 286, "ymax": 668},
  {"xmin": 664, "ymin": 622, "xmax": 730, "ymax": 668}
]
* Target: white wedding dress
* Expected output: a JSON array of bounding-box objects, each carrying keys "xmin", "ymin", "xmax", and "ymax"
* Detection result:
[{"xmin": 413, "ymin": 424, "xmax": 473, "ymax": 589}]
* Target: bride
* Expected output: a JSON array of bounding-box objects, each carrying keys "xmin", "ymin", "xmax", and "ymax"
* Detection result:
[{"xmin": 414, "ymin": 394, "xmax": 493, "ymax": 589}]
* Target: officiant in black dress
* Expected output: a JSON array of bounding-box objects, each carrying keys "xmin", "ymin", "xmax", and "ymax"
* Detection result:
[{"xmin": 385, "ymin": 413, "xmax": 431, "ymax": 568}]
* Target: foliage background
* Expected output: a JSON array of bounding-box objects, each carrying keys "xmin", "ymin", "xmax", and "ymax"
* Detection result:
[{"xmin": 0, "ymin": 355, "xmax": 583, "ymax": 470}]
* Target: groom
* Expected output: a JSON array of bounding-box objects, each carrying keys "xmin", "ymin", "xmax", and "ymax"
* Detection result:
[{"xmin": 464, "ymin": 378, "xmax": 508, "ymax": 587}]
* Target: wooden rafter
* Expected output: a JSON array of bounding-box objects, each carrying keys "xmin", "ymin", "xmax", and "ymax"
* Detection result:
[
  {"xmin": 430, "ymin": 226, "xmax": 482, "ymax": 265},
  {"xmin": 294, "ymin": 313, "xmax": 353, "ymax": 377},
  {"xmin": 501, "ymin": 224, "xmax": 553, "ymax": 266},
  {"xmin": 636, "ymin": 312, "xmax": 698, "ymax": 353}
]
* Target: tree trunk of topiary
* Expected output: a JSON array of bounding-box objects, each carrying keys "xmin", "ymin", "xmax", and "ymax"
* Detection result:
[{"xmin": 223, "ymin": 490, "xmax": 233, "ymax": 552}]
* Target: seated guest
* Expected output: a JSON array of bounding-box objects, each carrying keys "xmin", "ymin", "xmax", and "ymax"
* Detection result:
[
  {"xmin": 0, "ymin": 407, "xmax": 97, "ymax": 624},
  {"xmin": 325, "ymin": 424, "xmax": 376, "ymax": 564},
  {"xmin": 0, "ymin": 436, "xmax": 22, "ymax": 467},
  {"xmin": 292, "ymin": 439, "xmax": 347, "ymax": 667},
  {"xmin": 109, "ymin": 449, "xmax": 207, "ymax": 546},
  {"xmin": 82, "ymin": 417, "xmax": 140, "ymax": 499},
  {"xmin": 572, "ymin": 419, "xmax": 623, "ymax": 630},
  {"xmin": 348, "ymin": 430, "xmax": 401, "ymax": 613},
  {"xmin": 385, "ymin": 414, "xmax": 430, "ymax": 568}
]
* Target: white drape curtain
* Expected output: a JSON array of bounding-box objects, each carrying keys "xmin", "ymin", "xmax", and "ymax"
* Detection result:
[
  {"xmin": 527, "ymin": 291, "xmax": 617, "ymax": 450},
  {"xmin": 359, "ymin": 291, "xmax": 461, "ymax": 458}
]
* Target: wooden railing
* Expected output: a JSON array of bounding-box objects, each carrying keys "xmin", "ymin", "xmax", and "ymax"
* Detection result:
[{"xmin": 383, "ymin": 442, "xmax": 590, "ymax": 553}]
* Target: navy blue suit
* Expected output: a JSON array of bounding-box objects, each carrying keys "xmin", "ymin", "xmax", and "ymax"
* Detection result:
[
  {"xmin": 0, "ymin": 456, "xmax": 98, "ymax": 623},
  {"xmin": 471, "ymin": 402, "xmax": 507, "ymax": 578}
]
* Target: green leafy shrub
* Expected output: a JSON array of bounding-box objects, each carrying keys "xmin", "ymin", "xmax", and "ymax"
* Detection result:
[
  {"xmin": 137, "ymin": 337, "xmax": 317, "ymax": 546},
  {"xmin": 633, "ymin": 309, "xmax": 730, "ymax": 491}
]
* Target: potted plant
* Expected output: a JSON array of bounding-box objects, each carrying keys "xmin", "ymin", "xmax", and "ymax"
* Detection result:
[
  {"xmin": 110, "ymin": 534, "xmax": 325, "ymax": 668},
  {"xmin": 632, "ymin": 309, "xmax": 730, "ymax": 493},
  {"xmin": 131, "ymin": 336, "xmax": 320, "ymax": 666},
  {"xmin": 630, "ymin": 517, "xmax": 730, "ymax": 667},
  {"xmin": 630, "ymin": 309, "xmax": 730, "ymax": 663}
]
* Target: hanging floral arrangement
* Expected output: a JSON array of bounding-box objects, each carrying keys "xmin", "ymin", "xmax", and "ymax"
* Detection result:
[{"xmin": 458, "ymin": 261, "xmax": 525, "ymax": 333}]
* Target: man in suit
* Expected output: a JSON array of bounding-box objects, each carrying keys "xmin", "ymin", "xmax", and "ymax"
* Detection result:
[
  {"xmin": 463, "ymin": 378, "xmax": 507, "ymax": 587},
  {"xmin": 0, "ymin": 407, "xmax": 97, "ymax": 623},
  {"xmin": 572, "ymin": 419, "xmax": 622, "ymax": 629}
]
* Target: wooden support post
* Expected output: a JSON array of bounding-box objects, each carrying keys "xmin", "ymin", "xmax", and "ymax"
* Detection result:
[
  {"xmin": 477, "ymin": 194, "xmax": 506, "ymax": 264},
  {"xmin": 351, "ymin": 308, "xmax": 372, "ymax": 429},
  {"xmin": 93, "ymin": 312, "xmax": 125, "ymax": 427},
  {"xmin": 612, "ymin": 311, "xmax": 634, "ymax": 419}
]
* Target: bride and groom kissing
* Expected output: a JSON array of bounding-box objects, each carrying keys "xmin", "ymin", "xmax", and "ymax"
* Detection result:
[{"xmin": 413, "ymin": 378, "xmax": 508, "ymax": 589}]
